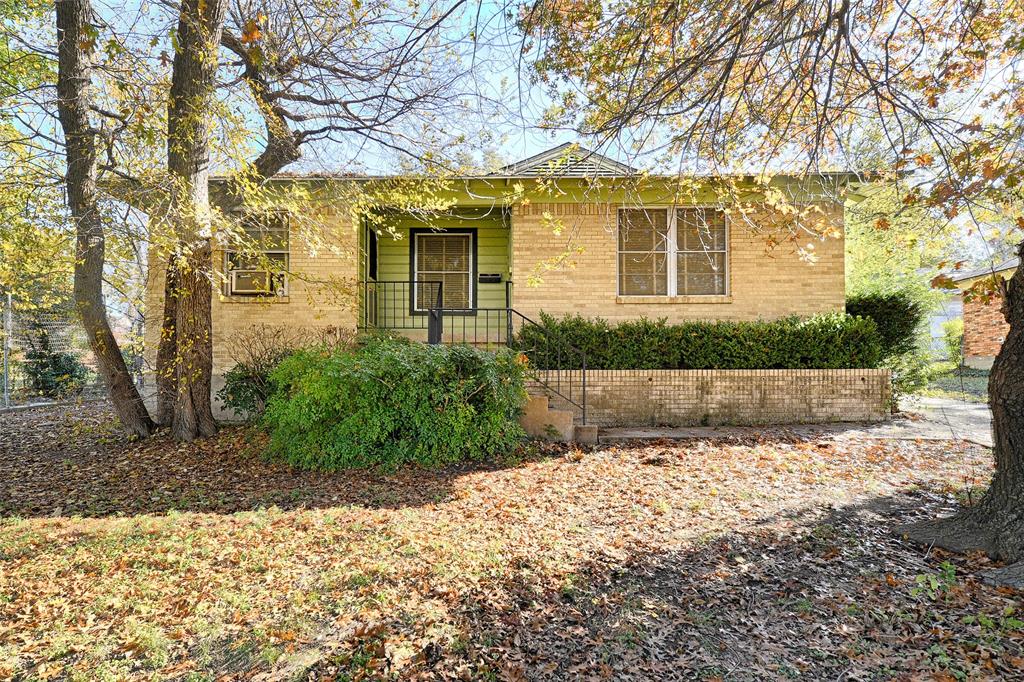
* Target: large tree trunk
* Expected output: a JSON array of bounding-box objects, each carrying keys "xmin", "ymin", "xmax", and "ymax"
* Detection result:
[
  {"xmin": 169, "ymin": 246, "xmax": 216, "ymax": 440},
  {"xmin": 154, "ymin": 260, "xmax": 178, "ymax": 426},
  {"xmin": 165, "ymin": 0, "xmax": 228, "ymax": 441},
  {"xmin": 904, "ymin": 240, "xmax": 1024, "ymax": 588},
  {"xmin": 56, "ymin": 0, "xmax": 154, "ymax": 438}
]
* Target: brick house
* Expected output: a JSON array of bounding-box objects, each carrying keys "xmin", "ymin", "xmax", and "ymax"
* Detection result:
[
  {"xmin": 144, "ymin": 144, "xmax": 890, "ymax": 426},
  {"xmin": 953, "ymin": 257, "xmax": 1019, "ymax": 369}
]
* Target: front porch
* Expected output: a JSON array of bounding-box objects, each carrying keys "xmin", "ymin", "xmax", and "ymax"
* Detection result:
[
  {"xmin": 358, "ymin": 279, "xmax": 516, "ymax": 345},
  {"xmin": 357, "ymin": 208, "xmax": 514, "ymax": 344},
  {"xmin": 355, "ymin": 210, "xmax": 589, "ymax": 427}
]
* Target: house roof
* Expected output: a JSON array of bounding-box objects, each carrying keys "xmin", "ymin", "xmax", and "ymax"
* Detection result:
[
  {"xmin": 494, "ymin": 143, "xmax": 638, "ymax": 177},
  {"xmin": 951, "ymin": 257, "xmax": 1020, "ymax": 283},
  {"xmin": 198, "ymin": 142, "xmax": 882, "ymax": 185}
]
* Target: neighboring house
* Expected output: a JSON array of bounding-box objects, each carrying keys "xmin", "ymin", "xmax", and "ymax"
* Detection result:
[
  {"xmin": 143, "ymin": 144, "xmax": 865, "ymax": 421},
  {"xmin": 928, "ymin": 291, "xmax": 963, "ymax": 356},
  {"xmin": 952, "ymin": 257, "xmax": 1019, "ymax": 369}
]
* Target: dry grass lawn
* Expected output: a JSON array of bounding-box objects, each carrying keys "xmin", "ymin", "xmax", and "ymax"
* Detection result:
[{"xmin": 0, "ymin": 403, "xmax": 1021, "ymax": 681}]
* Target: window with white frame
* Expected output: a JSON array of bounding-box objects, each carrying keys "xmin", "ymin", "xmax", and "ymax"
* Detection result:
[
  {"xmin": 224, "ymin": 213, "xmax": 289, "ymax": 297},
  {"xmin": 618, "ymin": 207, "xmax": 728, "ymax": 296},
  {"xmin": 414, "ymin": 232, "xmax": 473, "ymax": 310}
]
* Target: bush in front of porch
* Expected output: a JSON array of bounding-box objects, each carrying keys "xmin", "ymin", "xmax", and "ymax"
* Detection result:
[
  {"xmin": 263, "ymin": 339, "xmax": 529, "ymax": 470},
  {"xmin": 516, "ymin": 312, "xmax": 883, "ymax": 370}
]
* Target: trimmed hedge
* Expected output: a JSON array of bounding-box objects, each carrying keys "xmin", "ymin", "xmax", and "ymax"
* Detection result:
[
  {"xmin": 514, "ymin": 313, "xmax": 883, "ymax": 370},
  {"xmin": 846, "ymin": 292, "xmax": 925, "ymax": 358},
  {"xmin": 263, "ymin": 339, "xmax": 528, "ymax": 470}
]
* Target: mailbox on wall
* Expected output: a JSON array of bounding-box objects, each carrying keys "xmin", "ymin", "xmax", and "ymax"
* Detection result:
[{"xmin": 478, "ymin": 273, "xmax": 503, "ymax": 284}]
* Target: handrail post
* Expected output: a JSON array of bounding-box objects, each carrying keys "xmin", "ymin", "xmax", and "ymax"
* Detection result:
[
  {"xmin": 581, "ymin": 352, "xmax": 587, "ymax": 425},
  {"xmin": 504, "ymin": 281, "xmax": 513, "ymax": 346},
  {"xmin": 427, "ymin": 281, "xmax": 443, "ymax": 344}
]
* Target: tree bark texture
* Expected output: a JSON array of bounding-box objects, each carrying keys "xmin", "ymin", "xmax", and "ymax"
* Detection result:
[
  {"xmin": 154, "ymin": 259, "xmax": 178, "ymax": 426},
  {"xmin": 166, "ymin": 0, "xmax": 229, "ymax": 441},
  {"xmin": 904, "ymin": 239, "xmax": 1024, "ymax": 587},
  {"xmin": 56, "ymin": 0, "xmax": 154, "ymax": 437}
]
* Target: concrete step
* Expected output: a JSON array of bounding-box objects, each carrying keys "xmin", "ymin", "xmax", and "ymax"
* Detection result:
[
  {"xmin": 572, "ymin": 424, "xmax": 598, "ymax": 445},
  {"xmin": 519, "ymin": 394, "xmax": 596, "ymax": 444}
]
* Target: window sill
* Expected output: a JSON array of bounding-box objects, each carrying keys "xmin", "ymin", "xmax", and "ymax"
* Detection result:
[
  {"xmin": 218, "ymin": 295, "xmax": 290, "ymax": 304},
  {"xmin": 616, "ymin": 295, "xmax": 733, "ymax": 305}
]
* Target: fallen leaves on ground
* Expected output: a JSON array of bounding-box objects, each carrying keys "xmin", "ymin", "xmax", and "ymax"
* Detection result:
[{"xmin": 0, "ymin": 403, "xmax": 1019, "ymax": 681}]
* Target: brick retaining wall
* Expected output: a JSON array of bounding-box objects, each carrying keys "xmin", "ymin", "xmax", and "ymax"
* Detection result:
[{"xmin": 530, "ymin": 369, "xmax": 891, "ymax": 427}]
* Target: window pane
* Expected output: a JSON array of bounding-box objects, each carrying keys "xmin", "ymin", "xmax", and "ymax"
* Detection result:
[
  {"xmin": 443, "ymin": 238, "xmax": 469, "ymax": 270},
  {"xmin": 619, "ymin": 252, "xmax": 667, "ymax": 296},
  {"xmin": 228, "ymin": 253, "xmax": 287, "ymax": 271},
  {"xmin": 241, "ymin": 214, "xmax": 289, "ymax": 250},
  {"xmin": 228, "ymin": 253, "xmax": 257, "ymax": 270},
  {"xmin": 618, "ymin": 209, "xmax": 668, "ymax": 252},
  {"xmin": 416, "ymin": 281, "xmax": 442, "ymax": 310},
  {"xmin": 418, "ymin": 235, "xmax": 446, "ymax": 270},
  {"xmin": 684, "ymin": 274, "xmax": 726, "ymax": 295},
  {"xmin": 678, "ymin": 253, "xmax": 726, "ymax": 295},
  {"xmin": 442, "ymin": 273, "xmax": 470, "ymax": 309},
  {"xmin": 415, "ymin": 234, "xmax": 472, "ymax": 309},
  {"xmin": 261, "ymin": 229, "xmax": 289, "ymax": 251},
  {"xmin": 678, "ymin": 208, "xmax": 726, "ymax": 251}
]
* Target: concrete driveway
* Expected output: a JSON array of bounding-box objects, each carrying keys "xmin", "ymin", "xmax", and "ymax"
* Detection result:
[
  {"xmin": 894, "ymin": 396, "xmax": 993, "ymax": 447},
  {"xmin": 600, "ymin": 396, "xmax": 994, "ymax": 447}
]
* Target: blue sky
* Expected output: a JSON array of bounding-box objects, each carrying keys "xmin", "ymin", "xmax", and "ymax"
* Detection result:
[{"xmin": 59, "ymin": 0, "xmax": 581, "ymax": 176}]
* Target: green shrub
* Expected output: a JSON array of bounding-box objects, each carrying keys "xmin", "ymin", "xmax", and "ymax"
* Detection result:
[
  {"xmin": 23, "ymin": 327, "xmax": 88, "ymax": 398},
  {"xmin": 263, "ymin": 339, "xmax": 528, "ymax": 470},
  {"xmin": 846, "ymin": 292, "xmax": 926, "ymax": 358},
  {"xmin": 217, "ymin": 324, "xmax": 355, "ymax": 419},
  {"xmin": 885, "ymin": 348, "xmax": 933, "ymax": 409},
  {"xmin": 218, "ymin": 353, "xmax": 292, "ymax": 419},
  {"xmin": 514, "ymin": 312, "xmax": 882, "ymax": 370},
  {"xmin": 846, "ymin": 291, "xmax": 937, "ymax": 407},
  {"xmin": 942, "ymin": 318, "xmax": 964, "ymax": 363}
]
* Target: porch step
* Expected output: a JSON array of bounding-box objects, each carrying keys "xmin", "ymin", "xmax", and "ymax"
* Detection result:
[{"xmin": 519, "ymin": 395, "xmax": 596, "ymax": 444}]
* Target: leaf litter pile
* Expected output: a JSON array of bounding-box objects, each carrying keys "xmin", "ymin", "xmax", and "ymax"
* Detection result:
[{"xmin": 0, "ymin": 403, "xmax": 1021, "ymax": 681}]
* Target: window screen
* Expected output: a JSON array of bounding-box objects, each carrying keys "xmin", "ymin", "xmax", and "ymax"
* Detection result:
[
  {"xmin": 617, "ymin": 209, "xmax": 669, "ymax": 296},
  {"xmin": 677, "ymin": 208, "xmax": 727, "ymax": 295},
  {"xmin": 225, "ymin": 213, "xmax": 289, "ymax": 296},
  {"xmin": 415, "ymin": 233, "xmax": 472, "ymax": 310}
]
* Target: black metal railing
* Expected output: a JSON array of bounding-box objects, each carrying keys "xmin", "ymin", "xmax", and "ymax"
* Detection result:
[
  {"xmin": 358, "ymin": 279, "xmax": 586, "ymax": 423},
  {"xmin": 359, "ymin": 280, "xmax": 442, "ymax": 332},
  {"xmin": 431, "ymin": 306, "xmax": 587, "ymax": 423}
]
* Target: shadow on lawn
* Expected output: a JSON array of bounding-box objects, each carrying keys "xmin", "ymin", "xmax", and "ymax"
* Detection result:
[
  {"xmin": 0, "ymin": 402, "xmax": 537, "ymax": 518},
  {"xmin": 4, "ymin": 403, "xmax": 1018, "ymax": 680},
  {"xmin": 293, "ymin": 492, "xmax": 1021, "ymax": 682}
]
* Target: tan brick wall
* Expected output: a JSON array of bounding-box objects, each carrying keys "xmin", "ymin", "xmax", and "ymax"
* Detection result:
[
  {"xmin": 143, "ymin": 196, "xmax": 848, "ymax": 418},
  {"xmin": 531, "ymin": 369, "xmax": 891, "ymax": 427},
  {"xmin": 963, "ymin": 294, "xmax": 1009, "ymax": 364},
  {"xmin": 510, "ymin": 202, "xmax": 845, "ymax": 322},
  {"xmin": 143, "ymin": 209, "xmax": 360, "ymax": 405}
]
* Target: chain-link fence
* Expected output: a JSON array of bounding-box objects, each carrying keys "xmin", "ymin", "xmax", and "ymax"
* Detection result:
[{"xmin": 1, "ymin": 294, "xmax": 130, "ymax": 409}]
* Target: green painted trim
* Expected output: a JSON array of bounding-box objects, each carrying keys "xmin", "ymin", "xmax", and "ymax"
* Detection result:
[{"xmin": 209, "ymin": 175, "xmax": 859, "ymax": 209}]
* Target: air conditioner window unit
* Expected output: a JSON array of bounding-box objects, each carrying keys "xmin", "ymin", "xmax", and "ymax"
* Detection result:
[{"xmin": 231, "ymin": 269, "xmax": 271, "ymax": 294}]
